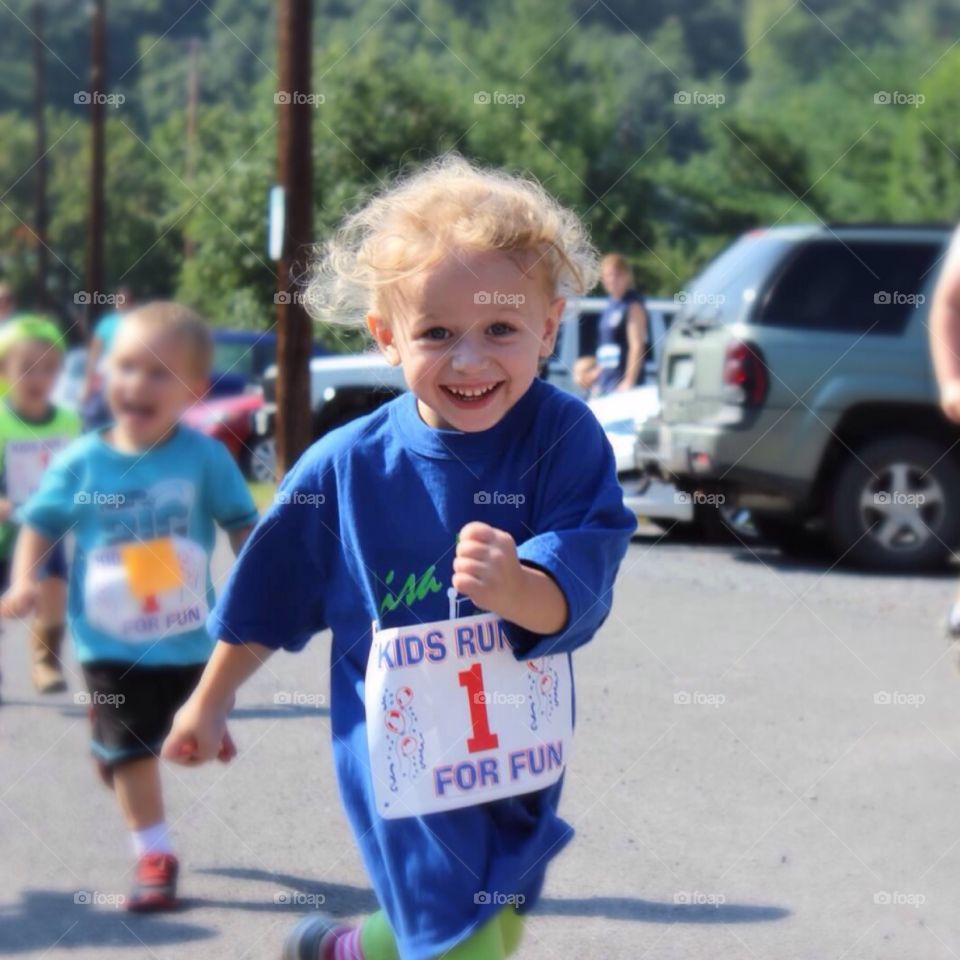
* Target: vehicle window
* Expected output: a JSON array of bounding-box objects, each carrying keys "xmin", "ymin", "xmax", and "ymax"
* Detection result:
[
  {"xmin": 213, "ymin": 340, "xmax": 257, "ymax": 377},
  {"xmin": 756, "ymin": 239, "xmax": 942, "ymax": 334},
  {"xmin": 680, "ymin": 232, "xmax": 793, "ymax": 325}
]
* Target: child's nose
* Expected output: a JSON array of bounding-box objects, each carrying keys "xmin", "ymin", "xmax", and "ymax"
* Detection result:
[{"xmin": 450, "ymin": 339, "xmax": 488, "ymax": 371}]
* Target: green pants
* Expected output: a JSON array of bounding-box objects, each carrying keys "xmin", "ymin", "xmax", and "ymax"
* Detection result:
[{"xmin": 360, "ymin": 905, "xmax": 524, "ymax": 959}]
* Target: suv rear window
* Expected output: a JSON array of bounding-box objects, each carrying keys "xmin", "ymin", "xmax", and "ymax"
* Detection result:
[
  {"xmin": 755, "ymin": 239, "xmax": 942, "ymax": 334},
  {"xmin": 680, "ymin": 232, "xmax": 794, "ymax": 325}
]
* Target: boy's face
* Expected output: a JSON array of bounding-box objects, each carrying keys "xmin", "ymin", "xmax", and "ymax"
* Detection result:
[
  {"xmin": 107, "ymin": 320, "xmax": 206, "ymax": 446},
  {"xmin": 5, "ymin": 339, "xmax": 62, "ymax": 414},
  {"xmin": 367, "ymin": 249, "xmax": 564, "ymax": 431}
]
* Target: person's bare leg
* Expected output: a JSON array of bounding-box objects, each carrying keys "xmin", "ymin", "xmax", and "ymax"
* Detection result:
[
  {"xmin": 112, "ymin": 756, "xmax": 164, "ymax": 830},
  {"xmin": 36, "ymin": 576, "xmax": 66, "ymax": 627},
  {"xmin": 30, "ymin": 577, "xmax": 67, "ymax": 692}
]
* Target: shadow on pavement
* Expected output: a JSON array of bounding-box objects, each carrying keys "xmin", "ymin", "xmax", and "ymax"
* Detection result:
[
  {"xmin": 537, "ymin": 894, "xmax": 789, "ymax": 923},
  {"xmin": 0, "ymin": 889, "xmax": 216, "ymax": 953}
]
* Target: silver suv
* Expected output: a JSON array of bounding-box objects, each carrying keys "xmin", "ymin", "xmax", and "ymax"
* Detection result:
[{"xmin": 639, "ymin": 224, "xmax": 957, "ymax": 570}]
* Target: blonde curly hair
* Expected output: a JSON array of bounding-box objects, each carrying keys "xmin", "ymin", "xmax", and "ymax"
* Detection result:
[{"xmin": 303, "ymin": 153, "xmax": 599, "ymax": 329}]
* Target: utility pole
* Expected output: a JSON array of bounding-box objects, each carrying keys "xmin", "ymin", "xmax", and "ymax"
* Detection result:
[
  {"xmin": 33, "ymin": 1, "xmax": 49, "ymax": 310},
  {"xmin": 274, "ymin": 0, "xmax": 313, "ymax": 474},
  {"xmin": 85, "ymin": 0, "xmax": 106, "ymax": 337},
  {"xmin": 184, "ymin": 36, "xmax": 199, "ymax": 260}
]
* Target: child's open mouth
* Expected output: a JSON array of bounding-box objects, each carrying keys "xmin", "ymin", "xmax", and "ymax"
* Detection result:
[
  {"xmin": 119, "ymin": 400, "xmax": 158, "ymax": 422},
  {"xmin": 440, "ymin": 382, "xmax": 504, "ymax": 409}
]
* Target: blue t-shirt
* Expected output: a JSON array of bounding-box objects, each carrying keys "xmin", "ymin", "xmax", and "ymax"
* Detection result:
[
  {"xmin": 209, "ymin": 377, "xmax": 637, "ymax": 959},
  {"xmin": 21, "ymin": 425, "xmax": 258, "ymax": 666}
]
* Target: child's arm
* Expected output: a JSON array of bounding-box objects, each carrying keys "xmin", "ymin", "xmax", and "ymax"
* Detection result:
[
  {"xmin": 454, "ymin": 522, "xmax": 567, "ymax": 634},
  {"xmin": 930, "ymin": 233, "xmax": 960, "ymax": 421},
  {"xmin": 0, "ymin": 525, "xmax": 54, "ymax": 617},
  {"xmin": 161, "ymin": 638, "xmax": 274, "ymax": 765},
  {"xmin": 228, "ymin": 523, "xmax": 254, "ymax": 555}
]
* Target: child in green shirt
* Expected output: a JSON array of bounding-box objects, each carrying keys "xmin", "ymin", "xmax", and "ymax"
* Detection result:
[{"xmin": 0, "ymin": 316, "xmax": 80, "ymax": 699}]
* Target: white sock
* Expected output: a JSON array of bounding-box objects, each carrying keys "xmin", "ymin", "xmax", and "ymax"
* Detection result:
[{"xmin": 131, "ymin": 821, "xmax": 173, "ymax": 857}]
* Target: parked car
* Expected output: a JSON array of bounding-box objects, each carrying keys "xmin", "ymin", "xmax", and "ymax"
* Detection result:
[
  {"xmin": 209, "ymin": 329, "xmax": 328, "ymax": 397},
  {"xmin": 638, "ymin": 223, "xmax": 956, "ymax": 570},
  {"xmin": 181, "ymin": 389, "xmax": 267, "ymax": 479}
]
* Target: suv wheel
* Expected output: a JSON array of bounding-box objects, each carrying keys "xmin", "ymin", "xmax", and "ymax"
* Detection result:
[{"xmin": 826, "ymin": 436, "xmax": 960, "ymax": 570}]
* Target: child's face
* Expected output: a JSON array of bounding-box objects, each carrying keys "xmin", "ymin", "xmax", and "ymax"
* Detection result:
[
  {"xmin": 368, "ymin": 249, "xmax": 564, "ymax": 431},
  {"xmin": 107, "ymin": 320, "xmax": 206, "ymax": 446},
  {"xmin": 4, "ymin": 339, "xmax": 62, "ymax": 414}
]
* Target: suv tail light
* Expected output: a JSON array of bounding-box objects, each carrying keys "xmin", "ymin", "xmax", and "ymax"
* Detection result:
[{"xmin": 723, "ymin": 340, "xmax": 767, "ymax": 406}]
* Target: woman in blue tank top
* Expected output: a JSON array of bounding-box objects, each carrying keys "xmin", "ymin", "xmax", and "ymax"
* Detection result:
[{"xmin": 593, "ymin": 253, "xmax": 648, "ymax": 395}]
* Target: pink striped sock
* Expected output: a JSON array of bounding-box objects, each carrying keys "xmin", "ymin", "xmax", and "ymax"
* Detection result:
[{"xmin": 331, "ymin": 926, "xmax": 364, "ymax": 960}]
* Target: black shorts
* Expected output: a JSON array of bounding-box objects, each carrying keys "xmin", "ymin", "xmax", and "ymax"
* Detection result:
[{"xmin": 81, "ymin": 660, "xmax": 205, "ymax": 769}]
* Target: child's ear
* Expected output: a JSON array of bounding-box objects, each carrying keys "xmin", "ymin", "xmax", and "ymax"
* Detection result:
[
  {"xmin": 538, "ymin": 297, "xmax": 566, "ymax": 359},
  {"xmin": 366, "ymin": 313, "xmax": 401, "ymax": 366}
]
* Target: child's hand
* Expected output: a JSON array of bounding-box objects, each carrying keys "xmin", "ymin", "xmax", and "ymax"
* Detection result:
[
  {"xmin": 0, "ymin": 580, "xmax": 39, "ymax": 619},
  {"xmin": 161, "ymin": 696, "xmax": 236, "ymax": 766},
  {"xmin": 453, "ymin": 521, "xmax": 524, "ymax": 615}
]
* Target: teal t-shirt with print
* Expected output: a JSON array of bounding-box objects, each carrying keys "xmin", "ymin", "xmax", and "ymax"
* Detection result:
[{"xmin": 21, "ymin": 424, "xmax": 258, "ymax": 665}]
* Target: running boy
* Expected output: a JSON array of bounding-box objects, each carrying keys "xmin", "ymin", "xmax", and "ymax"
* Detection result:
[
  {"xmin": 0, "ymin": 316, "xmax": 80, "ymax": 697},
  {"xmin": 1, "ymin": 302, "xmax": 257, "ymax": 911},
  {"xmin": 163, "ymin": 155, "xmax": 637, "ymax": 958}
]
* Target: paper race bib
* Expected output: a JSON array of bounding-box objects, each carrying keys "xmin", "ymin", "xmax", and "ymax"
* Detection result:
[
  {"xmin": 84, "ymin": 535, "xmax": 209, "ymax": 644},
  {"xmin": 5, "ymin": 435, "xmax": 71, "ymax": 505},
  {"xmin": 365, "ymin": 611, "xmax": 572, "ymax": 819},
  {"xmin": 596, "ymin": 342, "xmax": 621, "ymax": 370}
]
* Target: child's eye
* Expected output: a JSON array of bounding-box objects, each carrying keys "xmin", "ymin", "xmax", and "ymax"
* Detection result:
[
  {"xmin": 488, "ymin": 322, "xmax": 516, "ymax": 336},
  {"xmin": 421, "ymin": 327, "xmax": 450, "ymax": 341}
]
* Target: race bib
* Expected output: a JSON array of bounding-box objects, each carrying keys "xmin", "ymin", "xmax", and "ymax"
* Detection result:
[
  {"xmin": 365, "ymin": 611, "xmax": 572, "ymax": 819},
  {"xmin": 596, "ymin": 342, "xmax": 622, "ymax": 370},
  {"xmin": 84, "ymin": 535, "xmax": 209, "ymax": 644},
  {"xmin": 5, "ymin": 435, "xmax": 71, "ymax": 505}
]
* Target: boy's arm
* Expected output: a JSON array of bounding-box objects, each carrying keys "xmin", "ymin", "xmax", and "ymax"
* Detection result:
[
  {"xmin": 1, "ymin": 525, "xmax": 54, "ymax": 617},
  {"xmin": 228, "ymin": 523, "xmax": 254, "ymax": 556},
  {"xmin": 162, "ymin": 638, "xmax": 274, "ymax": 764}
]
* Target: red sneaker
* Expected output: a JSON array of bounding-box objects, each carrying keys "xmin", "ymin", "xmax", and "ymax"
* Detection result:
[{"xmin": 126, "ymin": 852, "xmax": 179, "ymax": 912}]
